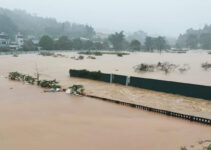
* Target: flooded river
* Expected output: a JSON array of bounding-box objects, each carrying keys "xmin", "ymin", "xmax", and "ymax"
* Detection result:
[
  {"xmin": 0, "ymin": 78, "xmax": 211, "ymax": 150},
  {"xmin": 0, "ymin": 51, "xmax": 211, "ymax": 118}
]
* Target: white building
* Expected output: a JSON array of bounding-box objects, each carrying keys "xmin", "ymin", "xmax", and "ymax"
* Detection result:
[
  {"xmin": 15, "ymin": 33, "xmax": 24, "ymax": 49},
  {"xmin": 0, "ymin": 32, "xmax": 10, "ymax": 48},
  {"xmin": 9, "ymin": 42, "xmax": 19, "ymax": 50},
  {"xmin": 80, "ymin": 37, "xmax": 89, "ymax": 41}
]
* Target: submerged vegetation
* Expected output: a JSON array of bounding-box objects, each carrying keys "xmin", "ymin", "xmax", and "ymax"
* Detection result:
[
  {"xmin": 178, "ymin": 64, "xmax": 191, "ymax": 73},
  {"xmin": 136, "ymin": 63, "xmax": 155, "ymax": 72},
  {"xmin": 134, "ymin": 62, "xmax": 190, "ymax": 74},
  {"xmin": 181, "ymin": 140, "xmax": 211, "ymax": 150},
  {"xmin": 87, "ymin": 56, "xmax": 96, "ymax": 59},
  {"xmin": 78, "ymin": 51, "xmax": 130, "ymax": 57},
  {"xmin": 201, "ymin": 62, "xmax": 211, "ymax": 70},
  {"xmin": 157, "ymin": 62, "xmax": 178, "ymax": 74},
  {"xmin": 8, "ymin": 72, "xmax": 86, "ymax": 96},
  {"xmin": 37, "ymin": 80, "xmax": 61, "ymax": 89},
  {"xmin": 9, "ymin": 72, "xmax": 36, "ymax": 84},
  {"xmin": 78, "ymin": 55, "xmax": 84, "ymax": 60},
  {"xmin": 39, "ymin": 52, "xmax": 55, "ymax": 56},
  {"xmin": 13, "ymin": 53, "xmax": 19, "ymax": 57},
  {"xmin": 166, "ymin": 50, "xmax": 187, "ymax": 54},
  {"xmin": 68, "ymin": 85, "xmax": 85, "ymax": 95},
  {"xmin": 39, "ymin": 52, "xmax": 66, "ymax": 58},
  {"xmin": 8, "ymin": 72, "xmax": 61, "ymax": 89},
  {"xmin": 180, "ymin": 147, "xmax": 187, "ymax": 150},
  {"xmin": 78, "ymin": 51, "xmax": 103, "ymax": 56},
  {"xmin": 70, "ymin": 69, "xmax": 102, "ymax": 80},
  {"xmin": 71, "ymin": 55, "xmax": 84, "ymax": 60}
]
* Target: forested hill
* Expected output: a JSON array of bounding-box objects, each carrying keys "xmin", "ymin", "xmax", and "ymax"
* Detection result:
[
  {"xmin": 0, "ymin": 7, "xmax": 95, "ymax": 39},
  {"xmin": 176, "ymin": 25, "xmax": 211, "ymax": 49}
]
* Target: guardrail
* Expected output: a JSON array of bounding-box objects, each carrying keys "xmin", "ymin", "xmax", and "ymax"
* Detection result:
[{"xmin": 86, "ymin": 94, "xmax": 211, "ymax": 126}]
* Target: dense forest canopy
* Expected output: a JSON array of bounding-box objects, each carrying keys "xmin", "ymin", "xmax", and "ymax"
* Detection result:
[{"xmin": 0, "ymin": 8, "xmax": 95, "ymax": 39}]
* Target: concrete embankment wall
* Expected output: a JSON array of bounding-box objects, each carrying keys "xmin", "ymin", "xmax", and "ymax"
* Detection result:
[
  {"xmin": 69, "ymin": 69, "xmax": 211, "ymax": 101},
  {"xmin": 69, "ymin": 69, "xmax": 211, "ymax": 125}
]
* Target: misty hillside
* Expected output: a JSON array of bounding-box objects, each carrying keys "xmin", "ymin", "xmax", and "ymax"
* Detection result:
[
  {"xmin": 176, "ymin": 25, "xmax": 211, "ymax": 49},
  {"xmin": 0, "ymin": 7, "xmax": 95, "ymax": 39}
]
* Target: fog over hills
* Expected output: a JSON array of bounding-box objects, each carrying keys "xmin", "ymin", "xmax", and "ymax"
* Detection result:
[
  {"xmin": 0, "ymin": 7, "xmax": 95, "ymax": 39},
  {"xmin": 1, "ymin": 0, "xmax": 211, "ymax": 37}
]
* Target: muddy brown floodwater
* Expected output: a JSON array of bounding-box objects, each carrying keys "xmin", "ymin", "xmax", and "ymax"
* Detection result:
[
  {"xmin": 0, "ymin": 51, "xmax": 211, "ymax": 149},
  {"xmin": 0, "ymin": 78, "xmax": 211, "ymax": 150},
  {"xmin": 0, "ymin": 51, "xmax": 211, "ymax": 118}
]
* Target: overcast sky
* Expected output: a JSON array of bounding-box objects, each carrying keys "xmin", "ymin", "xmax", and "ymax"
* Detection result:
[{"xmin": 0, "ymin": 0, "xmax": 211, "ymax": 37}]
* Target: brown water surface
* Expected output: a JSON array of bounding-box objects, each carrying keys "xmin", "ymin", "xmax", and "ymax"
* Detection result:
[
  {"xmin": 0, "ymin": 51, "xmax": 211, "ymax": 118},
  {"xmin": 0, "ymin": 78, "xmax": 211, "ymax": 150}
]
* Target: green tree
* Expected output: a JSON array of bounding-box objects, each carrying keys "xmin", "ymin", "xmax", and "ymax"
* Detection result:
[
  {"xmin": 129, "ymin": 40, "xmax": 141, "ymax": 50},
  {"xmin": 72, "ymin": 38, "xmax": 82, "ymax": 50},
  {"xmin": 144, "ymin": 36, "xmax": 154, "ymax": 51},
  {"xmin": 22, "ymin": 39, "xmax": 37, "ymax": 51},
  {"xmin": 176, "ymin": 25, "xmax": 211, "ymax": 49},
  {"xmin": 54, "ymin": 36, "xmax": 72, "ymax": 50},
  {"xmin": 83, "ymin": 40, "xmax": 94, "ymax": 50},
  {"xmin": 102, "ymin": 40, "xmax": 109, "ymax": 50},
  {"xmin": 154, "ymin": 36, "xmax": 167, "ymax": 51},
  {"xmin": 199, "ymin": 33, "xmax": 211, "ymax": 50},
  {"xmin": 39, "ymin": 35, "xmax": 54, "ymax": 50},
  {"xmin": 186, "ymin": 34, "xmax": 198, "ymax": 49},
  {"xmin": 108, "ymin": 31, "xmax": 125, "ymax": 50},
  {"xmin": 94, "ymin": 42, "xmax": 104, "ymax": 50}
]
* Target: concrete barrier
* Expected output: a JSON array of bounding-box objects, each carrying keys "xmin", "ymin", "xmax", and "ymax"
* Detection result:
[{"xmin": 69, "ymin": 69, "xmax": 211, "ymax": 101}]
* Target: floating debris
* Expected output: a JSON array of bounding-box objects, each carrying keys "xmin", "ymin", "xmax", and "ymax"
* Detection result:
[{"xmin": 66, "ymin": 85, "xmax": 85, "ymax": 96}]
